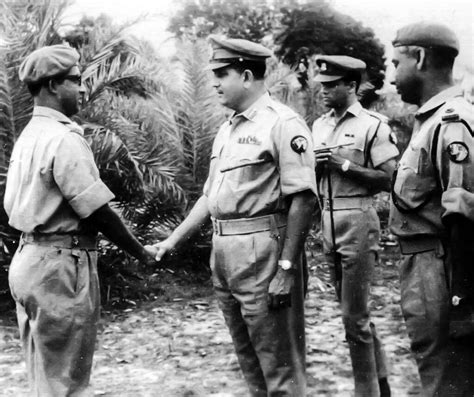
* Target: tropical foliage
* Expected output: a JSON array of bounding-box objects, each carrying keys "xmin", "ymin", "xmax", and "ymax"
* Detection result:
[
  {"xmin": 0, "ymin": 0, "xmax": 226, "ymax": 306},
  {"xmin": 0, "ymin": 0, "xmax": 408, "ymax": 308},
  {"xmin": 168, "ymin": 0, "xmax": 386, "ymax": 101}
]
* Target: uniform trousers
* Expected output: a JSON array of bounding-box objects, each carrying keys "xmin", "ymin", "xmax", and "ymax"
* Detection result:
[
  {"xmin": 322, "ymin": 206, "xmax": 389, "ymax": 397},
  {"xmin": 210, "ymin": 226, "xmax": 306, "ymax": 397},
  {"xmin": 399, "ymin": 247, "xmax": 474, "ymax": 397},
  {"xmin": 9, "ymin": 238, "xmax": 100, "ymax": 397}
]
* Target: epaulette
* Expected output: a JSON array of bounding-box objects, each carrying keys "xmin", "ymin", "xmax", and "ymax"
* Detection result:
[
  {"xmin": 268, "ymin": 101, "xmax": 298, "ymax": 121},
  {"xmin": 441, "ymin": 108, "xmax": 460, "ymax": 122},
  {"xmin": 364, "ymin": 109, "xmax": 389, "ymax": 123}
]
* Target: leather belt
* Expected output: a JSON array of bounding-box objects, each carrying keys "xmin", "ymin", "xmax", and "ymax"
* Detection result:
[
  {"xmin": 22, "ymin": 233, "xmax": 97, "ymax": 250},
  {"xmin": 322, "ymin": 196, "xmax": 373, "ymax": 211},
  {"xmin": 211, "ymin": 213, "xmax": 287, "ymax": 236},
  {"xmin": 398, "ymin": 235, "xmax": 442, "ymax": 255}
]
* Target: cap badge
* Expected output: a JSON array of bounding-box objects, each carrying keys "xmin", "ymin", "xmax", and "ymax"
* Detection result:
[{"xmin": 320, "ymin": 62, "xmax": 327, "ymax": 72}]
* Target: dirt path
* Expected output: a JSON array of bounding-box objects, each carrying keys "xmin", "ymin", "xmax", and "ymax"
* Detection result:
[{"xmin": 0, "ymin": 246, "xmax": 421, "ymax": 396}]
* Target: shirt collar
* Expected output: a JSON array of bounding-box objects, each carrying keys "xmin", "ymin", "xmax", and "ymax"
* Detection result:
[
  {"xmin": 231, "ymin": 92, "xmax": 272, "ymax": 122},
  {"xmin": 416, "ymin": 86, "xmax": 464, "ymax": 117},
  {"xmin": 326, "ymin": 101, "xmax": 363, "ymax": 120},
  {"xmin": 32, "ymin": 106, "xmax": 84, "ymax": 136}
]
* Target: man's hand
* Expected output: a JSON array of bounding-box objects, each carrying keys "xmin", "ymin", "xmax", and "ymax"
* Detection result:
[
  {"xmin": 268, "ymin": 268, "xmax": 294, "ymax": 310},
  {"xmin": 314, "ymin": 149, "xmax": 346, "ymax": 171},
  {"xmin": 144, "ymin": 239, "xmax": 176, "ymax": 262}
]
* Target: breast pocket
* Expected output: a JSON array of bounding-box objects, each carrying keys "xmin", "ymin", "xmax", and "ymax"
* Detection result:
[
  {"xmin": 222, "ymin": 158, "xmax": 274, "ymax": 186},
  {"xmin": 338, "ymin": 134, "xmax": 366, "ymax": 164},
  {"xmin": 394, "ymin": 146, "xmax": 438, "ymax": 209}
]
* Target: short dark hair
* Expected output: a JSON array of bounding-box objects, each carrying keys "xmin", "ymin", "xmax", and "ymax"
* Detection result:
[
  {"xmin": 25, "ymin": 71, "xmax": 73, "ymax": 97},
  {"xmin": 399, "ymin": 45, "xmax": 456, "ymax": 70},
  {"xmin": 230, "ymin": 60, "xmax": 266, "ymax": 80},
  {"xmin": 426, "ymin": 46, "xmax": 457, "ymax": 69},
  {"xmin": 341, "ymin": 70, "xmax": 362, "ymax": 91}
]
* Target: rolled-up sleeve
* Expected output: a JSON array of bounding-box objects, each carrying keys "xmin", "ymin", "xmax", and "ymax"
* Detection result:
[
  {"xmin": 438, "ymin": 120, "xmax": 474, "ymax": 221},
  {"xmin": 53, "ymin": 133, "xmax": 115, "ymax": 218},
  {"xmin": 370, "ymin": 122, "xmax": 399, "ymax": 167},
  {"xmin": 273, "ymin": 117, "xmax": 317, "ymax": 197}
]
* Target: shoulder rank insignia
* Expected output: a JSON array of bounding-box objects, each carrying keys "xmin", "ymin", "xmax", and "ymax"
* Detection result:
[
  {"xmin": 447, "ymin": 141, "xmax": 469, "ymax": 163},
  {"xmin": 290, "ymin": 136, "xmax": 308, "ymax": 153},
  {"xmin": 442, "ymin": 108, "xmax": 460, "ymax": 122}
]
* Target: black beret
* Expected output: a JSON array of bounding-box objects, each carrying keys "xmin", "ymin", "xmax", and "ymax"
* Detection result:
[
  {"xmin": 19, "ymin": 44, "xmax": 80, "ymax": 84},
  {"xmin": 208, "ymin": 36, "xmax": 273, "ymax": 70},
  {"xmin": 392, "ymin": 22, "xmax": 459, "ymax": 56},
  {"xmin": 314, "ymin": 55, "xmax": 366, "ymax": 82}
]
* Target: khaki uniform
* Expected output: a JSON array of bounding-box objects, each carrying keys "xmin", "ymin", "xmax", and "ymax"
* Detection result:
[
  {"xmin": 5, "ymin": 106, "xmax": 114, "ymax": 396},
  {"xmin": 312, "ymin": 102, "xmax": 398, "ymax": 396},
  {"xmin": 204, "ymin": 92, "xmax": 316, "ymax": 396},
  {"xmin": 390, "ymin": 86, "xmax": 474, "ymax": 396}
]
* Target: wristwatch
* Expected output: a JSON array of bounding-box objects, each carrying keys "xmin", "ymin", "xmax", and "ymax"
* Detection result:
[
  {"xmin": 341, "ymin": 159, "xmax": 351, "ymax": 172},
  {"xmin": 278, "ymin": 259, "xmax": 293, "ymax": 271}
]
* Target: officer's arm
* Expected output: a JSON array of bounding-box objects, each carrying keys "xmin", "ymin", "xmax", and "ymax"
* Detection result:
[
  {"xmin": 280, "ymin": 189, "xmax": 317, "ymax": 263},
  {"xmin": 438, "ymin": 115, "xmax": 474, "ymax": 307},
  {"xmin": 268, "ymin": 189, "xmax": 316, "ymax": 309},
  {"xmin": 333, "ymin": 157, "xmax": 397, "ymax": 192},
  {"xmin": 151, "ymin": 195, "xmax": 211, "ymax": 261},
  {"xmin": 83, "ymin": 204, "xmax": 152, "ymax": 262}
]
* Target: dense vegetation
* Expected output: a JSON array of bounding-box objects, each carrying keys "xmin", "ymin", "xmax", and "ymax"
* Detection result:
[{"xmin": 0, "ymin": 0, "xmax": 415, "ymax": 310}]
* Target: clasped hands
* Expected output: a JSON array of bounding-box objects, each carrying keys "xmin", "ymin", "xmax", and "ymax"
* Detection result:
[
  {"xmin": 143, "ymin": 238, "xmax": 174, "ymax": 263},
  {"xmin": 144, "ymin": 239, "xmax": 294, "ymax": 310}
]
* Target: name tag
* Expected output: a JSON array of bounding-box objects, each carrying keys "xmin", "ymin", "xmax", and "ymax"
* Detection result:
[{"xmin": 237, "ymin": 136, "xmax": 261, "ymax": 145}]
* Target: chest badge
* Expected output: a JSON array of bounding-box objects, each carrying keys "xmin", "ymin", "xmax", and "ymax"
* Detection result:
[
  {"xmin": 237, "ymin": 135, "xmax": 261, "ymax": 145},
  {"xmin": 447, "ymin": 142, "xmax": 469, "ymax": 163},
  {"xmin": 290, "ymin": 136, "xmax": 308, "ymax": 153}
]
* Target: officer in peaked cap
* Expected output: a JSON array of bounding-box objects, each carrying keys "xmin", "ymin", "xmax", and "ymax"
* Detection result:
[
  {"xmin": 208, "ymin": 36, "xmax": 273, "ymax": 70},
  {"xmin": 151, "ymin": 36, "xmax": 317, "ymax": 396},
  {"xmin": 312, "ymin": 53, "xmax": 398, "ymax": 396},
  {"xmin": 390, "ymin": 22, "xmax": 474, "ymax": 396},
  {"xmin": 314, "ymin": 55, "xmax": 366, "ymax": 82},
  {"xmin": 6, "ymin": 44, "xmax": 157, "ymax": 395}
]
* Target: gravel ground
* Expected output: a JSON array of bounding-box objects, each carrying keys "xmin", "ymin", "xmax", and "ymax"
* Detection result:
[{"xmin": 0, "ymin": 245, "xmax": 421, "ymax": 396}]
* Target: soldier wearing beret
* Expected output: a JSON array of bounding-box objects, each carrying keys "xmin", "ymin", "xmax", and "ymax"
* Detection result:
[
  {"xmin": 312, "ymin": 55, "xmax": 398, "ymax": 397},
  {"xmin": 390, "ymin": 22, "xmax": 474, "ymax": 396},
  {"xmin": 150, "ymin": 37, "xmax": 317, "ymax": 396},
  {"xmin": 5, "ymin": 44, "xmax": 157, "ymax": 396}
]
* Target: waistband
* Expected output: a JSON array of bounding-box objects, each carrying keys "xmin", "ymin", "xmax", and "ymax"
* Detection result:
[
  {"xmin": 21, "ymin": 233, "xmax": 97, "ymax": 250},
  {"xmin": 211, "ymin": 213, "xmax": 287, "ymax": 236},
  {"xmin": 321, "ymin": 196, "xmax": 373, "ymax": 211},
  {"xmin": 398, "ymin": 235, "xmax": 443, "ymax": 255}
]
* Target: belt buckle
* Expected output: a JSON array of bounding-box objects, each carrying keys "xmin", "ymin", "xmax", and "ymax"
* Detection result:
[{"xmin": 71, "ymin": 235, "xmax": 79, "ymax": 248}]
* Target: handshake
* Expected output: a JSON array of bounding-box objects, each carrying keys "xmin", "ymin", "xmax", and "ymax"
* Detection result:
[{"xmin": 142, "ymin": 239, "xmax": 174, "ymax": 264}]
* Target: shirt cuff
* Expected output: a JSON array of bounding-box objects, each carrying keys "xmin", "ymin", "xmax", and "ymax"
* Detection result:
[
  {"xmin": 371, "ymin": 147, "xmax": 399, "ymax": 168},
  {"xmin": 442, "ymin": 187, "xmax": 474, "ymax": 221},
  {"xmin": 69, "ymin": 179, "xmax": 115, "ymax": 219},
  {"xmin": 281, "ymin": 168, "xmax": 317, "ymax": 197}
]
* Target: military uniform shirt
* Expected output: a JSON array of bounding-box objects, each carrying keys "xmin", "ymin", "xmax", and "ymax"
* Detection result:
[
  {"xmin": 390, "ymin": 86, "xmax": 474, "ymax": 238},
  {"xmin": 203, "ymin": 92, "xmax": 317, "ymax": 219},
  {"xmin": 312, "ymin": 101, "xmax": 399, "ymax": 197},
  {"xmin": 4, "ymin": 106, "xmax": 115, "ymax": 233}
]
